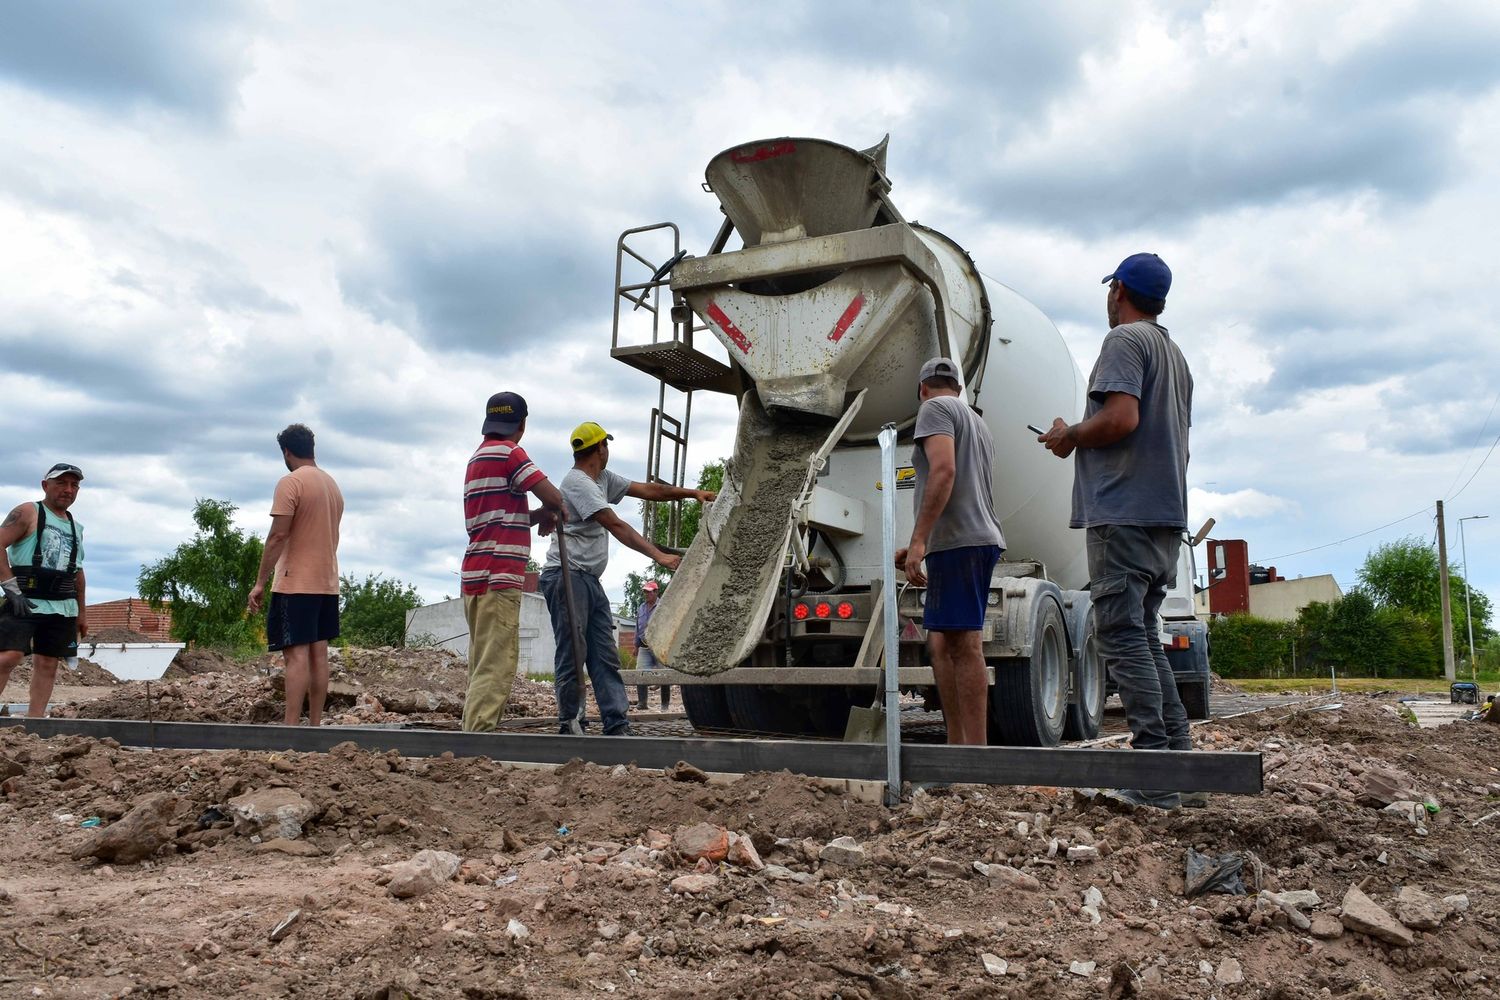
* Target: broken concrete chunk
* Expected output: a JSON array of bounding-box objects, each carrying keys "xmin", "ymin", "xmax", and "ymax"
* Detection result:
[
  {"xmin": 1443, "ymin": 894, "xmax": 1470, "ymax": 914},
  {"xmin": 228, "ymin": 788, "xmax": 315, "ymax": 841},
  {"xmin": 1394, "ymin": 886, "xmax": 1445, "ymax": 931},
  {"xmin": 926, "ymin": 856, "xmax": 968, "ymax": 878},
  {"xmin": 669, "ymin": 874, "xmax": 718, "ymax": 894},
  {"xmin": 1215, "ymin": 957, "xmax": 1244, "ymax": 984},
  {"xmin": 763, "ymin": 865, "xmax": 816, "ymax": 885},
  {"xmin": 976, "ymin": 863, "xmax": 1041, "ymax": 892},
  {"xmin": 1066, "ymin": 844, "xmax": 1100, "ymax": 863},
  {"xmin": 1340, "ymin": 884, "xmax": 1414, "ymax": 946},
  {"xmin": 268, "ymin": 909, "xmax": 301, "ymax": 942},
  {"xmin": 1069, "ymin": 960, "xmax": 1096, "ymax": 977},
  {"xmin": 1357, "ymin": 769, "xmax": 1419, "ymax": 807},
  {"xmin": 981, "ymin": 953, "xmax": 1008, "ymax": 976},
  {"xmin": 819, "ymin": 836, "xmax": 869, "ymax": 867},
  {"xmin": 1081, "ymin": 886, "xmax": 1105, "ymax": 925},
  {"xmin": 385, "ymin": 849, "xmax": 462, "ymax": 899},
  {"xmin": 726, "ymin": 834, "xmax": 764, "ymax": 871},
  {"xmin": 1309, "ymin": 913, "xmax": 1344, "ymax": 940}
]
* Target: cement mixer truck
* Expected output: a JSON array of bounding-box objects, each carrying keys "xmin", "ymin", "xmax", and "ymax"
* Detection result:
[{"xmin": 609, "ymin": 136, "xmax": 1204, "ymax": 747}]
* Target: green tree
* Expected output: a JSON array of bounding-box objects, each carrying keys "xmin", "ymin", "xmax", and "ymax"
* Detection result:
[
  {"xmin": 339, "ymin": 573, "xmax": 423, "ymax": 648},
  {"xmin": 620, "ymin": 459, "xmax": 726, "ymax": 617},
  {"xmin": 138, "ymin": 499, "xmax": 264, "ymax": 650},
  {"xmin": 1358, "ymin": 536, "xmax": 1493, "ymax": 656}
]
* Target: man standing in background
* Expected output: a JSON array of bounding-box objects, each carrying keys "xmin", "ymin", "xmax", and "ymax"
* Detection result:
[
  {"xmin": 0, "ymin": 463, "xmax": 88, "ymax": 718},
  {"xmin": 460, "ymin": 391, "xmax": 566, "ymax": 732},
  {"xmin": 633, "ymin": 579, "xmax": 670, "ymax": 711},
  {"xmin": 248, "ymin": 423, "xmax": 345, "ymax": 727},
  {"xmin": 1041, "ymin": 252, "xmax": 1193, "ymax": 809}
]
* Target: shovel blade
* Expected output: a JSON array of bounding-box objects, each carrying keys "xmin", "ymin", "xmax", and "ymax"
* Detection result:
[{"xmin": 843, "ymin": 704, "xmax": 886, "ymax": 743}]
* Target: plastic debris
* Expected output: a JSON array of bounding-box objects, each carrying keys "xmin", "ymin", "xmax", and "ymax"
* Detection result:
[{"xmin": 1184, "ymin": 847, "xmax": 1247, "ymax": 897}]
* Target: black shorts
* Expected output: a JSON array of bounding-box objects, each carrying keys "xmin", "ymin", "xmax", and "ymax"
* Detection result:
[
  {"xmin": 266, "ymin": 593, "xmax": 340, "ymax": 651},
  {"xmin": 0, "ymin": 612, "xmax": 79, "ymax": 659}
]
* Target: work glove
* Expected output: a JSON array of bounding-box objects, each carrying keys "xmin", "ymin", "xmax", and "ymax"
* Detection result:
[{"xmin": 1, "ymin": 577, "xmax": 32, "ymax": 618}]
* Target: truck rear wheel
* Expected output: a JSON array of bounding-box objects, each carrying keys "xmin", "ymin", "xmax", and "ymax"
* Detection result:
[
  {"xmin": 988, "ymin": 598, "xmax": 1068, "ymax": 747},
  {"xmin": 1178, "ymin": 679, "xmax": 1210, "ymax": 721},
  {"xmin": 725, "ymin": 686, "xmax": 804, "ymax": 736},
  {"xmin": 1062, "ymin": 610, "xmax": 1105, "ymax": 741},
  {"xmin": 681, "ymin": 685, "xmax": 738, "ymax": 734}
]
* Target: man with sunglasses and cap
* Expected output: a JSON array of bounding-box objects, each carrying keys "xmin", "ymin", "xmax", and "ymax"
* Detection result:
[
  {"xmin": 0, "ymin": 463, "xmax": 88, "ymax": 718},
  {"xmin": 1039, "ymin": 252, "xmax": 1194, "ymax": 810},
  {"xmin": 540, "ymin": 421, "xmax": 715, "ymax": 736}
]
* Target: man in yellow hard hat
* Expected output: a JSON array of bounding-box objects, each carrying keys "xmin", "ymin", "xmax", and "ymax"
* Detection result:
[{"xmin": 540, "ymin": 421, "xmax": 715, "ymax": 736}]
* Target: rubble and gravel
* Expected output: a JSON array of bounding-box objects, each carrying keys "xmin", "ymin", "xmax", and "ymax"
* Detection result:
[{"xmin": 0, "ymin": 651, "xmax": 1497, "ymax": 997}]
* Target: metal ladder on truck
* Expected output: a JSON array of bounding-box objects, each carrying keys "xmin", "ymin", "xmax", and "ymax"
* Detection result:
[{"xmin": 610, "ymin": 222, "xmax": 739, "ymax": 548}]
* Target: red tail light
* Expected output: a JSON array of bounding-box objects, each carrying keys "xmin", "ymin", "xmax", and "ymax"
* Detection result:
[
  {"xmin": 836, "ymin": 602, "xmax": 855, "ymax": 619},
  {"xmin": 793, "ymin": 603, "xmax": 809, "ymax": 620},
  {"xmin": 814, "ymin": 602, "xmax": 832, "ymax": 619}
]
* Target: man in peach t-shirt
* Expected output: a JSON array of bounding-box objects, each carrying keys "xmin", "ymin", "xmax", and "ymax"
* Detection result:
[{"xmin": 247, "ymin": 423, "xmax": 345, "ymax": 725}]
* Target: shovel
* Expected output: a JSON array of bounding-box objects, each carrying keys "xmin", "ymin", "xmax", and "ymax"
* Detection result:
[
  {"xmin": 555, "ymin": 527, "xmax": 589, "ymax": 736},
  {"xmin": 843, "ymin": 589, "xmax": 888, "ymax": 743}
]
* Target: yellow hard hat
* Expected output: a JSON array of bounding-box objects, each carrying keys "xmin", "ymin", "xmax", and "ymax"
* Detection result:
[{"xmin": 570, "ymin": 421, "xmax": 613, "ymax": 452}]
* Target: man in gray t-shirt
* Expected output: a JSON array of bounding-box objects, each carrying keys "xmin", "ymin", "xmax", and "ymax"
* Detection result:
[
  {"xmin": 1041, "ymin": 253, "xmax": 1194, "ymax": 808},
  {"xmin": 538, "ymin": 420, "xmax": 715, "ymax": 735},
  {"xmin": 897, "ymin": 357, "xmax": 1004, "ymax": 746}
]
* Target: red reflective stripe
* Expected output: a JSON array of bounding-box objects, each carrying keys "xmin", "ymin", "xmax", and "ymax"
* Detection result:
[
  {"xmin": 729, "ymin": 140, "xmax": 796, "ymax": 164},
  {"xmin": 706, "ymin": 301, "xmax": 752, "ymax": 353},
  {"xmin": 827, "ymin": 293, "xmax": 865, "ymax": 342}
]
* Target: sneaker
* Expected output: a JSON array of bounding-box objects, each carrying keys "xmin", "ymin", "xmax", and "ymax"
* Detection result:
[{"xmin": 1101, "ymin": 788, "xmax": 1181, "ymax": 811}]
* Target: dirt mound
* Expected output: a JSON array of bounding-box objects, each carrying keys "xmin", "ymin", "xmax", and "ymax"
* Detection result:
[
  {"xmin": 1, "ymin": 691, "xmax": 1496, "ymax": 997},
  {"xmin": 164, "ymin": 646, "xmax": 275, "ymax": 678},
  {"xmin": 85, "ymin": 626, "xmax": 157, "ymax": 644},
  {"xmin": 5, "ymin": 656, "xmax": 121, "ymax": 687}
]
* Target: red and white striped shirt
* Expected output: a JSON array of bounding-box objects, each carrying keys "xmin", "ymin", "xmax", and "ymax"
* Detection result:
[{"xmin": 462, "ymin": 439, "xmax": 545, "ymax": 594}]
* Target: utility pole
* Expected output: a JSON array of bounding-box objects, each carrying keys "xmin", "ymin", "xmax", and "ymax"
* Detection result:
[
  {"xmin": 1437, "ymin": 500, "xmax": 1456, "ymax": 682},
  {"xmin": 1459, "ymin": 514, "xmax": 1490, "ymax": 684}
]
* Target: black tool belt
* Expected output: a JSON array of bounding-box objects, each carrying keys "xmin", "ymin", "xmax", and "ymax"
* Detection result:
[
  {"xmin": 18, "ymin": 502, "xmax": 78, "ymax": 599},
  {"xmin": 15, "ymin": 565, "xmax": 77, "ymax": 599}
]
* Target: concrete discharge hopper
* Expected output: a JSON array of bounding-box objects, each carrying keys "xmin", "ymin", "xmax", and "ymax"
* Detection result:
[{"xmin": 705, "ymin": 136, "xmax": 890, "ymax": 246}]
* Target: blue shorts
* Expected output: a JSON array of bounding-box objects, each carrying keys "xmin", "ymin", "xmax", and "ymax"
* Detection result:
[{"xmin": 923, "ymin": 545, "xmax": 1001, "ymax": 632}]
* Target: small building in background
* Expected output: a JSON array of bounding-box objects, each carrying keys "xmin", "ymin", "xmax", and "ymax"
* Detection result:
[
  {"xmin": 85, "ymin": 598, "xmax": 173, "ymax": 639},
  {"xmin": 1201, "ymin": 539, "xmax": 1342, "ymax": 621},
  {"xmin": 404, "ymin": 572, "xmax": 558, "ymax": 677},
  {"xmin": 1248, "ymin": 575, "xmax": 1343, "ymax": 621}
]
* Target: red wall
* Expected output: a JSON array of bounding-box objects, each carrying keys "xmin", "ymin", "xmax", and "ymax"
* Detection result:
[{"xmin": 1207, "ymin": 539, "xmax": 1251, "ymax": 614}]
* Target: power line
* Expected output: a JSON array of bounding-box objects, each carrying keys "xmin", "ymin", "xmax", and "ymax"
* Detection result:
[
  {"xmin": 1259, "ymin": 507, "xmax": 1432, "ymax": 563},
  {"xmin": 1443, "ymin": 389, "xmax": 1500, "ymax": 498},
  {"xmin": 1446, "ymin": 428, "xmax": 1500, "ymax": 504}
]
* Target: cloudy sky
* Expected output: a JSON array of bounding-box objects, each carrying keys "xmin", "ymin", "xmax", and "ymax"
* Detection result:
[{"xmin": 2, "ymin": 1, "xmax": 1497, "ymax": 623}]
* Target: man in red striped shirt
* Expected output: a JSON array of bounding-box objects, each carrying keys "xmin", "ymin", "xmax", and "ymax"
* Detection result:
[{"xmin": 461, "ymin": 392, "xmax": 566, "ymax": 732}]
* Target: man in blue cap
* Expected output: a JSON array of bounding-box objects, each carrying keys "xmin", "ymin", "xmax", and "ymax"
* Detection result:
[{"xmin": 1039, "ymin": 253, "xmax": 1194, "ymax": 809}]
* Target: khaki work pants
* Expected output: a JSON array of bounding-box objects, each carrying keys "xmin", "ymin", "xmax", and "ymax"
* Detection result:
[{"xmin": 462, "ymin": 589, "xmax": 522, "ymax": 732}]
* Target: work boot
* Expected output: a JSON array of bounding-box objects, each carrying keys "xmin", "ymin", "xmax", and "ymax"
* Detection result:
[
  {"xmin": 1179, "ymin": 791, "xmax": 1210, "ymax": 809},
  {"xmin": 1100, "ymin": 788, "xmax": 1181, "ymax": 811}
]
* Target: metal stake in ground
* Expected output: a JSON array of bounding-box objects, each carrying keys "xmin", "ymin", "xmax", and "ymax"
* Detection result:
[{"xmin": 555, "ymin": 526, "xmax": 589, "ymax": 736}]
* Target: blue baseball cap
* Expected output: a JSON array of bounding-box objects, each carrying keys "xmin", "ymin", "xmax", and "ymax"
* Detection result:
[{"xmin": 1102, "ymin": 253, "xmax": 1171, "ymax": 300}]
